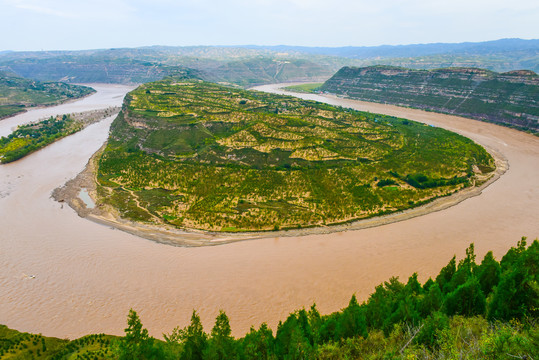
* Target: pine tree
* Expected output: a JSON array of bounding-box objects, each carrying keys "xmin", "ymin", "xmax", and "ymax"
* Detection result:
[
  {"xmin": 241, "ymin": 324, "xmax": 274, "ymax": 360},
  {"xmin": 436, "ymin": 256, "xmax": 456, "ymax": 294},
  {"xmin": 444, "ymin": 277, "xmax": 486, "ymax": 316},
  {"xmin": 204, "ymin": 311, "xmax": 237, "ymax": 360},
  {"xmin": 181, "ymin": 310, "xmax": 208, "ymax": 360},
  {"xmin": 475, "ymin": 251, "xmax": 501, "ymax": 295},
  {"xmin": 117, "ymin": 309, "xmax": 165, "ymax": 360}
]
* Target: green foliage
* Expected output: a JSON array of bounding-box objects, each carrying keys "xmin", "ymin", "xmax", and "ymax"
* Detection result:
[
  {"xmin": 488, "ymin": 238, "xmax": 539, "ymax": 321},
  {"xmin": 97, "ymin": 79, "xmax": 495, "ymax": 231},
  {"xmin": 116, "ymin": 309, "xmax": 167, "ymax": 359},
  {"xmin": 0, "ymin": 114, "xmax": 83, "ymax": 163},
  {"xmin": 445, "ymin": 277, "xmax": 487, "ymax": 316},
  {"xmin": 419, "ymin": 283, "xmax": 444, "ymax": 317},
  {"xmin": 0, "ymin": 325, "xmax": 117, "ymax": 359},
  {"xmin": 414, "ymin": 311, "xmax": 449, "ymax": 348},
  {"xmin": 283, "ymin": 83, "xmax": 323, "ymax": 93},
  {"xmin": 476, "ymin": 251, "xmax": 501, "ymax": 295},
  {"xmin": 274, "ymin": 310, "xmax": 315, "ymax": 360},
  {"xmin": 436, "ymin": 256, "xmax": 457, "ymax": 293},
  {"xmin": 165, "ymin": 310, "xmax": 208, "ymax": 360},
  {"xmin": 204, "ymin": 311, "xmax": 237, "ymax": 360},
  {"xmin": 445, "ymin": 243, "xmax": 477, "ymax": 293},
  {"xmin": 240, "ymin": 324, "xmax": 275, "ymax": 360},
  {"xmin": 0, "ymin": 104, "xmax": 25, "ymax": 118},
  {"xmin": 335, "ymin": 295, "xmax": 368, "ymax": 340},
  {"xmin": 376, "ymin": 178, "xmax": 398, "ymax": 187}
]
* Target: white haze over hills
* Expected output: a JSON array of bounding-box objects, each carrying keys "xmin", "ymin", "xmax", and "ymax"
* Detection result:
[{"xmin": 1, "ymin": 0, "xmax": 538, "ymax": 50}]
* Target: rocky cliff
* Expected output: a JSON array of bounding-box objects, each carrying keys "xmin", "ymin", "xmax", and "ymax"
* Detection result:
[{"xmin": 320, "ymin": 66, "xmax": 539, "ymax": 133}]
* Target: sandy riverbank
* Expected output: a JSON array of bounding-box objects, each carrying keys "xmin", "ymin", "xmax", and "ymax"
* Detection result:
[{"xmin": 52, "ymin": 98, "xmax": 508, "ymax": 247}]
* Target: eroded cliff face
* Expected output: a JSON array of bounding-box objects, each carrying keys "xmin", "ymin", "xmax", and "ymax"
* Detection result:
[{"xmin": 321, "ymin": 66, "xmax": 539, "ymax": 132}]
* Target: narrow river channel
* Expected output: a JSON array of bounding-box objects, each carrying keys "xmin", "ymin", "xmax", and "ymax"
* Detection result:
[{"xmin": 0, "ymin": 83, "xmax": 537, "ymax": 339}]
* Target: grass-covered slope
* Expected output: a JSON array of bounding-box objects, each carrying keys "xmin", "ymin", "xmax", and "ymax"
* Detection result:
[
  {"xmin": 0, "ymin": 71, "xmax": 95, "ymax": 119},
  {"xmin": 320, "ymin": 66, "xmax": 539, "ymax": 133},
  {"xmin": 2, "ymin": 238, "xmax": 537, "ymax": 359},
  {"xmin": 95, "ymin": 79, "xmax": 494, "ymax": 232},
  {"xmin": 0, "ymin": 326, "xmax": 117, "ymax": 359}
]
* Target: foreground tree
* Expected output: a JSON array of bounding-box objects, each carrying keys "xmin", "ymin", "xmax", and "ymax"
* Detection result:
[
  {"xmin": 489, "ymin": 238, "xmax": 539, "ymax": 320},
  {"xmin": 117, "ymin": 309, "xmax": 166, "ymax": 359},
  {"xmin": 181, "ymin": 310, "xmax": 208, "ymax": 360},
  {"xmin": 204, "ymin": 311, "xmax": 237, "ymax": 360},
  {"xmin": 240, "ymin": 323, "xmax": 275, "ymax": 360}
]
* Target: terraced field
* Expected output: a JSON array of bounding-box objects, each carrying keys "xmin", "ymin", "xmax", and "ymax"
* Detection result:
[{"xmin": 96, "ymin": 79, "xmax": 495, "ymax": 231}]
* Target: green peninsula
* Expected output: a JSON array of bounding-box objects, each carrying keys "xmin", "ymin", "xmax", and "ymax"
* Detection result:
[{"xmin": 96, "ymin": 79, "xmax": 495, "ymax": 232}]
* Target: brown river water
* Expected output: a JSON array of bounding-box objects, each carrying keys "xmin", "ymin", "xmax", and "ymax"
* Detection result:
[{"xmin": 0, "ymin": 83, "xmax": 537, "ymax": 339}]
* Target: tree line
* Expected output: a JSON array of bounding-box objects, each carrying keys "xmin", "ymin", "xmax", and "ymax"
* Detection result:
[{"xmin": 115, "ymin": 238, "xmax": 538, "ymax": 359}]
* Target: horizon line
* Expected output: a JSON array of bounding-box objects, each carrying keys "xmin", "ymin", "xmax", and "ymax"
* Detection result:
[{"xmin": 2, "ymin": 37, "xmax": 538, "ymax": 54}]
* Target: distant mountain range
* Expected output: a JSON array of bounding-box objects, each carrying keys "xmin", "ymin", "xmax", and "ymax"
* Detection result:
[
  {"xmin": 244, "ymin": 38, "xmax": 539, "ymax": 59},
  {"xmin": 0, "ymin": 38, "xmax": 537, "ymax": 85},
  {"xmin": 0, "ymin": 51, "xmax": 333, "ymax": 86}
]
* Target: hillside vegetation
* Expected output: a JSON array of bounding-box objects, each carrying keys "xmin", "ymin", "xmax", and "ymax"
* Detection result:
[
  {"xmin": 320, "ymin": 66, "xmax": 539, "ymax": 133},
  {"xmin": 95, "ymin": 79, "xmax": 494, "ymax": 232},
  {"xmin": 1, "ymin": 238, "xmax": 537, "ymax": 359},
  {"xmin": 0, "ymin": 71, "xmax": 94, "ymax": 118}
]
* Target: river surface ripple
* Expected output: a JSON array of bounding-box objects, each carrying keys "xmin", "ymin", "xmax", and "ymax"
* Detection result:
[{"xmin": 0, "ymin": 83, "xmax": 537, "ymax": 339}]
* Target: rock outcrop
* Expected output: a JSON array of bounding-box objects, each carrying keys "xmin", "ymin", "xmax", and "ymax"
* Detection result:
[{"xmin": 321, "ymin": 66, "xmax": 539, "ymax": 132}]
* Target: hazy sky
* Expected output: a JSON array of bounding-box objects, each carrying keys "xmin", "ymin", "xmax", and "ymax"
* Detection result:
[{"xmin": 1, "ymin": 0, "xmax": 538, "ymax": 51}]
